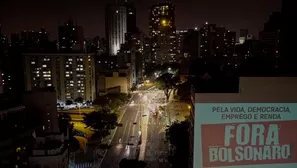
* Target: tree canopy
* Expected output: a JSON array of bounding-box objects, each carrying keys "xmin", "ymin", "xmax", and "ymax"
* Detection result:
[
  {"xmin": 166, "ymin": 120, "xmax": 190, "ymax": 168},
  {"xmin": 58, "ymin": 114, "xmax": 71, "ymax": 135},
  {"xmin": 93, "ymin": 93, "xmax": 130, "ymax": 111},
  {"xmin": 83, "ymin": 108, "xmax": 118, "ymax": 139},
  {"xmin": 155, "ymin": 73, "xmax": 176, "ymax": 102},
  {"xmin": 65, "ymin": 99, "xmax": 73, "ymax": 105},
  {"xmin": 119, "ymin": 158, "xmax": 147, "ymax": 168},
  {"xmin": 177, "ymin": 81, "xmax": 191, "ymax": 100},
  {"xmin": 74, "ymin": 97, "xmax": 84, "ymax": 103}
]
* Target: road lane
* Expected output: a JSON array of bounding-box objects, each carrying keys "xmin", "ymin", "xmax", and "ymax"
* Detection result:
[
  {"xmin": 99, "ymin": 91, "xmax": 160, "ymax": 168},
  {"xmin": 144, "ymin": 92, "xmax": 170, "ymax": 168},
  {"xmin": 99, "ymin": 95, "xmax": 141, "ymax": 168}
]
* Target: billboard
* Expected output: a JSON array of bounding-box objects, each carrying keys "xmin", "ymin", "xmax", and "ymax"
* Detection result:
[{"xmin": 194, "ymin": 103, "xmax": 297, "ymax": 168}]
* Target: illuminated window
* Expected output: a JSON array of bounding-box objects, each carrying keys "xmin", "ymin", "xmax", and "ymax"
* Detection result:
[{"xmin": 42, "ymin": 65, "xmax": 47, "ymax": 68}]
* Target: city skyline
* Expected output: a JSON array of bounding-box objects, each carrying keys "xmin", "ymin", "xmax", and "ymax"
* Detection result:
[{"xmin": 0, "ymin": 0, "xmax": 281, "ymax": 39}]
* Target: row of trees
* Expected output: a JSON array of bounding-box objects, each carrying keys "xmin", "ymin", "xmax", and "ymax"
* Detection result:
[
  {"xmin": 83, "ymin": 93, "xmax": 130, "ymax": 140},
  {"xmin": 58, "ymin": 93, "xmax": 130, "ymax": 151},
  {"xmin": 93, "ymin": 93, "xmax": 130, "ymax": 111}
]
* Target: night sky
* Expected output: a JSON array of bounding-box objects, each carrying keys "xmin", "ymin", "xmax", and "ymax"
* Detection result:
[{"xmin": 0, "ymin": 0, "xmax": 281, "ymax": 40}]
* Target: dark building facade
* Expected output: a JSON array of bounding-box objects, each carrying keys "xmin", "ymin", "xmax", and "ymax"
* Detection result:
[
  {"xmin": 58, "ymin": 19, "xmax": 84, "ymax": 52},
  {"xmin": 199, "ymin": 23, "xmax": 236, "ymax": 67},
  {"xmin": 279, "ymin": 0, "xmax": 296, "ymax": 74},
  {"xmin": 176, "ymin": 29, "xmax": 200, "ymax": 61},
  {"xmin": 259, "ymin": 12, "xmax": 281, "ymax": 68}
]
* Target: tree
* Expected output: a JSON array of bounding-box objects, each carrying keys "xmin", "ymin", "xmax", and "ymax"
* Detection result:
[
  {"xmin": 74, "ymin": 97, "xmax": 84, "ymax": 104},
  {"xmin": 83, "ymin": 108, "xmax": 118, "ymax": 140},
  {"xmin": 58, "ymin": 114, "xmax": 71, "ymax": 135},
  {"xmin": 155, "ymin": 73, "xmax": 176, "ymax": 102},
  {"xmin": 65, "ymin": 100, "xmax": 73, "ymax": 105},
  {"xmin": 165, "ymin": 120, "xmax": 190, "ymax": 168},
  {"xmin": 69, "ymin": 137, "xmax": 80, "ymax": 152},
  {"xmin": 93, "ymin": 93, "xmax": 130, "ymax": 111},
  {"xmin": 58, "ymin": 114, "xmax": 80, "ymax": 152},
  {"xmin": 119, "ymin": 158, "xmax": 147, "ymax": 168},
  {"xmin": 177, "ymin": 81, "xmax": 191, "ymax": 100},
  {"xmin": 93, "ymin": 96, "xmax": 110, "ymax": 108}
]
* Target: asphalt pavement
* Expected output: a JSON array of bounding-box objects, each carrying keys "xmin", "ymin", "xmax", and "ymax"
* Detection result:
[
  {"xmin": 99, "ymin": 88, "xmax": 159, "ymax": 168},
  {"xmin": 99, "ymin": 95, "xmax": 141, "ymax": 168},
  {"xmin": 70, "ymin": 86, "xmax": 168, "ymax": 168},
  {"xmin": 144, "ymin": 92, "xmax": 171, "ymax": 168}
]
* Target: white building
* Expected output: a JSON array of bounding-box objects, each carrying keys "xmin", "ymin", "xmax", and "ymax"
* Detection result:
[
  {"xmin": 106, "ymin": 4, "xmax": 127, "ymax": 56},
  {"xmin": 23, "ymin": 53, "xmax": 96, "ymax": 102}
]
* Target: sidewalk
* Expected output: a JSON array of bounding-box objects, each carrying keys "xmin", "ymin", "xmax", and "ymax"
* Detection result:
[
  {"xmin": 71, "ymin": 95, "xmax": 135, "ymax": 168},
  {"xmin": 166, "ymin": 90, "xmax": 190, "ymax": 122},
  {"xmin": 88, "ymin": 95, "xmax": 133, "ymax": 145}
]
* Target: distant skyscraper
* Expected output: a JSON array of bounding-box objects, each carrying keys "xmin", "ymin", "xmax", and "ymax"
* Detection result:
[
  {"xmin": 280, "ymin": 0, "xmax": 296, "ymax": 74},
  {"xmin": 106, "ymin": 4, "xmax": 127, "ymax": 56},
  {"xmin": 176, "ymin": 29, "xmax": 200, "ymax": 60},
  {"xmin": 199, "ymin": 23, "xmax": 236, "ymax": 67},
  {"xmin": 58, "ymin": 19, "xmax": 84, "ymax": 52},
  {"xmin": 149, "ymin": 2, "xmax": 176, "ymax": 64},
  {"xmin": 127, "ymin": 4, "xmax": 136, "ymax": 33},
  {"xmin": 259, "ymin": 12, "xmax": 281, "ymax": 68}
]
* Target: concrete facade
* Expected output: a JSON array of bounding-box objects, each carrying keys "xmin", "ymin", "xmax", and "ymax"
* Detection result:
[{"xmin": 96, "ymin": 68, "xmax": 132, "ymax": 95}]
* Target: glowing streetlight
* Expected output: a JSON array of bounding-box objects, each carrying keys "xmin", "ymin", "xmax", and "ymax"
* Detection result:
[
  {"xmin": 161, "ymin": 19, "xmax": 167, "ymax": 26},
  {"xmin": 188, "ymin": 105, "xmax": 191, "ymax": 110}
]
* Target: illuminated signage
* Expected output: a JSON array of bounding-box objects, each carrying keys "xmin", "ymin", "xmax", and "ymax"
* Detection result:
[{"xmin": 194, "ymin": 103, "xmax": 297, "ymax": 168}]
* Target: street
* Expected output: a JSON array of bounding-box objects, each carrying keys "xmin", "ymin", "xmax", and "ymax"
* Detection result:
[
  {"xmin": 143, "ymin": 92, "xmax": 170, "ymax": 168},
  {"xmin": 99, "ymin": 88, "xmax": 159, "ymax": 168},
  {"xmin": 70, "ymin": 86, "xmax": 178, "ymax": 168}
]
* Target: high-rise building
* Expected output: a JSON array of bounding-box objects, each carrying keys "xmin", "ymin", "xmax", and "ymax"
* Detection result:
[
  {"xmin": 106, "ymin": 4, "xmax": 127, "ymax": 56},
  {"xmin": 199, "ymin": 23, "xmax": 236, "ymax": 66},
  {"xmin": 23, "ymin": 87, "xmax": 59, "ymax": 133},
  {"xmin": 239, "ymin": 29, "xmax": 248, "ymax": 44},
  {"xmin": 23, "ymin": 53, "xmax": 96, "ymax": 102},
  {"xmin": 126, "ymin": 3, "xmax": 137, "ymax": 34},
  {"xmin": 176, "ymin": 28, "xmax": 200, "ymax": 60},
  {"xmin": 280, "ymin": 0, "xmax": 296, "ymax": 74},
  {"xmin": 149, "ymin": 2, "xmax": 176, "ymax": 64},
  {"xmin": 58, "ymin": 19, "xmax": 84, "ymax": 52},
  {"xmin": 259, "ymin": 12, "xmax": 281, "ymax": 68}
]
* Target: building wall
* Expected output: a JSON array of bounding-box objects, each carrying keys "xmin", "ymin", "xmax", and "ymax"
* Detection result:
[
  {"xmin": 23, "ymin": 89, "xmax": 59, "ymax": 133},
  {"xmin": 97, "ymin": 67, "xmax": 132, "ymax": 95},
  {"xmin": 195, "ymin": 77, "xmax": 297, "ymax": 103},
  {"xmin": 29, "ymin": 146, "xmax": 68, "ymax": 168},
  {"xmin": 190, "ymin": 77, "xmax": 297, "ymax": 168},
  {"xmin": 23, "ymin": 53, "xmax": 96, "ymax": 102},
  {"xmin": 105, "ymin": 75, "xmax": 129, "ymax": 93},
  {"xmin": 106, "ymin": 5, "xmax": 127, "ymax": 56}
]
